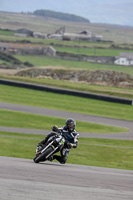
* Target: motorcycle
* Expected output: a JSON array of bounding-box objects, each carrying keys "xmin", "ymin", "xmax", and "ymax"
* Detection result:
[{"xmin": 33, "ymin": 132, "xmax": 66, "ymax": 163}]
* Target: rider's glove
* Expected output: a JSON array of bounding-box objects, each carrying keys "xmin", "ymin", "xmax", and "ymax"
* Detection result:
[
  {"xmin": 52, "ymin": 125, "xmax": 58, "ymax": 132},
  {"xmin": 67, "ymin": 142, "xmax": 74, "ymax": 148}
]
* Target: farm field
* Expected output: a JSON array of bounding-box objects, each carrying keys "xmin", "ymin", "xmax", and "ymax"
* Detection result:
[
  {"xmin": 0, "ymin": 11, "xmax": 133, "ymax": 44},
  {"xmin": 15, "ymin": 55, "xmax": 133, "ymax": 75},
  {"xmin": 54, "ymin": 46, "xmax": 133, "ymax": 57}
]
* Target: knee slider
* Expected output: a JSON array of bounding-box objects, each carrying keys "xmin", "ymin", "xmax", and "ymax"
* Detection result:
[{"xmin": 60, "ymin": 156, "xmax": 67, "ymax": 164}]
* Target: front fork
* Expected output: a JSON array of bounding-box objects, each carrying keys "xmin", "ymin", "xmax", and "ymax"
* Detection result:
[
  {"xmin": 45, "ymin": 142, "xmax": 64, "ymax": 159},
  {"xmin": 36, "ymin": 141, "xmax": 53, "ymax": 155},
  {"xmin": 36, "ymin": 142, "xmax": 63, "ymax": 158}
]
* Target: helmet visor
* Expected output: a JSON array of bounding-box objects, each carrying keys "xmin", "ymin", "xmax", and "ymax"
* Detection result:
[{"xmin": 68, "ymin": 124, "xmax": 74, "ymax": 128}]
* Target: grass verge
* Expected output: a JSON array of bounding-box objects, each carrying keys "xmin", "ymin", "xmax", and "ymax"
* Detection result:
[
  {"xmin": 0, "ymin": 131, "xmax": 133, "ymax": 170},
  {"xmin": 0, "ymin": 74, "xmax": 133, "ymax": 99},
  {"xmin": 0, "ymin": 85, "xmax": 133, "ymax": 121},
  {"xmin": 0, "ymin": 109, "xmax": 128, "ymax": 133}
]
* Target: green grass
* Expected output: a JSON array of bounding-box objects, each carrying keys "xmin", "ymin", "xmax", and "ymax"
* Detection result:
[
  {"xmin": 0, "ymin": 34, "xmax": 108, "ymax": 47},
  {"xmin": 0, "ymin": 32, "xmax": 133, "ymax": 48},
  {"xmin": 0, "ymin": 59, "xmax": 11, "ymax": 65},
  {"xmin": 1, "ymin": 74, "xmax": 133, "ymax": 99},
  {"xmin": 69, "ymin": 143, "xmax": 133, "ymax": 170},
  {"xmin": 0, "ymin": 30, "xmax": 14, "ymax": 36},
  {"xmin": 0, "ymin": 109, "xmax": 128, "ymax": 133},
  {"xmin": 0, "ymin": 85, "xmax": 133, "ymax": 121},
  {"xmin": 54, "ymin": 46, "xmax": 133, "ymax": 57},
  {"xmin": 0, "ymin": 15, "xmax": 133, "ymax": 170},
  {"xmin": 15, "ymin": 55, "xmax": 133, "ymax": 76},
  {"xmin": 0, "ymin": 131, "xmax": 133, "ymax": 170},
  {"xmin": 1, "ymin": 132, "xmax": 133, "ymax": 147},
  {"xmin": 79, "ymin": 137, "xmax": 133, "ymax": 147}
]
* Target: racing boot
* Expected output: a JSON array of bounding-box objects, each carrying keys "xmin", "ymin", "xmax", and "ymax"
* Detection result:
[{"xmin": 48, "ymin": 155, "xmax": 54, "ymax": 162}]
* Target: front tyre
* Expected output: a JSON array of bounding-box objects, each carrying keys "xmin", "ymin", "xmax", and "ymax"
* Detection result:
[{"xmin": 33, "ymin": 146, "xmax": 54, "ymax": 163}]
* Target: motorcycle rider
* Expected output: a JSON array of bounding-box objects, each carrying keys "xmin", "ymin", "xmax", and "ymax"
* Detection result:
[{"xmin": 37, "ymin": 118, "xmax": 79, "ymax": 164}]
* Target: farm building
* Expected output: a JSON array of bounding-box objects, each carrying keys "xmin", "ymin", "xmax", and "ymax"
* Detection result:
[
  {"xmin": 79, "ymin": 30, "xmax": 91, "ymax": 36},
  {"xmin": 62, "ymin": 33, "xmax": 91, "ymax": 41},
  {"xmin": 91, "ymin": 34, "xmax": 103, "ymax": 41},
  {"xmin": 48, "ymin": 34, "xmax": 63, "ymax": 39},
  {"xmin": 14, "ymin": 29, "xmax": 33, "ymax": 37},
  {"xmin": 0, "ymin": 42, "xmax": 56, "ymax": 57},
  {"xmin": 33, "ymin": 32, "xmax": 47, "ymax": 39},
  {"xmin": 62, "ymin": 30, "xmax": 102, "ymax": 41},
  {"xmin": 114, "ymin": 52, "xmax": 133, "ymax": 66}
]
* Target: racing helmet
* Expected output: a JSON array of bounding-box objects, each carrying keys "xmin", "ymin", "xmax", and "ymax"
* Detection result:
[{"xmin": 66, "ymin": 118, "xmax": 76, "ymax": 132}]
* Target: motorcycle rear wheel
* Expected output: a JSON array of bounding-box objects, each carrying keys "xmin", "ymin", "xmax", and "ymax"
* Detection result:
[{"xmin": 33, "ymin": 146, "xmax": 54, "ymax": 163}]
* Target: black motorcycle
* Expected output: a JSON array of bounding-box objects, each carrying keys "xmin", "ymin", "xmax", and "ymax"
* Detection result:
[{"xmin": 33, "ymin": 132, "xmax": 66, "ymax": 163}]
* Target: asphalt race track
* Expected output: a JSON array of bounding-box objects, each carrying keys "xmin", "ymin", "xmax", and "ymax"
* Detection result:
[
  {"xmin": 0, "ymin": 102, "xmax": 133, "ymax": 139},
  {"xmin": 0, "ymin": 102, "xmax": 133, "ymax": 199},
  {"xmin": 0, "ymin": 156, "xmax": 133, "ymax": 200},
  {"xmin": 0, "ymin": 102, "xmax": 133, "ymax": 140}
]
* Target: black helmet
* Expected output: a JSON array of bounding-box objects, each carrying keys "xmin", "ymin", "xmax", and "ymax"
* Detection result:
[{"xmin": 66, "ymin": 118, "xmax": 76, "ymax": 132}]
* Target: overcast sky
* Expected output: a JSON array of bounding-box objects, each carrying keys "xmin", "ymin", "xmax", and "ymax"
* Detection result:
[{"xmin": 0, "ymin": 0, "xmax": 132, "ymax": 26}]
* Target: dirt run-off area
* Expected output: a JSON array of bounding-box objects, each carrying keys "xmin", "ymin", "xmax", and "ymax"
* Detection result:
[{"xmin": 0, "ymin": 69, "xmax": 20, "ymax": 75}]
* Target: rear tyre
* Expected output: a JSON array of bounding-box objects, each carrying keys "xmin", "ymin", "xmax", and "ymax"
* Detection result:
[{"xmin": 33, "ymin": 146, "xmax": 54, "ymax": 163}]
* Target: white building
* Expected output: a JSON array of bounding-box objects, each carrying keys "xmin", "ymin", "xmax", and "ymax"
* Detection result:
[
  {"xmin": 33, "ymin": 32, "xmax": 47, "ymax": 39},
  {"xmin": 62, "ymin": 30, "xmax": 102, "ymax": 41},
  {"xmin": 62, "ymin": 33, "xmax": 91, "ymax": 41},
  {"xmin": 48, "ymin": 34, "xmax": 63, "ymax": 39},
  {"xmin": 114, "ymin": 52, "xmax": 133, "ymax": 66}
]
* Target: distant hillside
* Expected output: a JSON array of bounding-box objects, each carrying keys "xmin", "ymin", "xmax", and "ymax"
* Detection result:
[
  {"xmin": 33, "ymin": 9, "xmax": 90, "ymax": 23},
  {"xmin": 0, "ymin": 11, "xmax": 133, "ymax": 43}
]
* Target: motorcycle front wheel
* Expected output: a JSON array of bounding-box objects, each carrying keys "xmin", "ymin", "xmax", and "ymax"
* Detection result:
[{"xmin": 33, "ymin": 146, "xmax": 54, "ymax": 163}]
